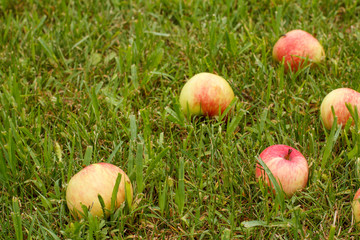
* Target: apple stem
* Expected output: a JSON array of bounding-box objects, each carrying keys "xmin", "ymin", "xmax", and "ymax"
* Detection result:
[{"xmin": 285, "ymin": 149, "xmax": 292, "ymax": 160}]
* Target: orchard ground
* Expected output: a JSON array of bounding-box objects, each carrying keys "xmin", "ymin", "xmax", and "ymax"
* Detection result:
[{"xmin": 1, "ymin": 1, "xmax": 360, "ymax": 239}]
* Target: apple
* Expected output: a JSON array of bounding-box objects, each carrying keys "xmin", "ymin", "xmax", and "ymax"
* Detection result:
[
  {"xmin": 255, "ymin": 145, "xmax": 309, "ymax": 197},
  {"xmin": 320, "ymin": 88, "xmax": 360, "ymax": 130},
  {"xmin": 352, "ymin": 188, "xmax": 360, "ymax": 227},
  {"xmin": 272, "ymin": 29, "xmax": 325, "ymax": 72},
  {"xmin": 179, "ymin": 72, "xmax": 235, "ymax": 117},
  {"xmin": 66, "ymin": 163, "xmax": 132, "ymax": 219}
]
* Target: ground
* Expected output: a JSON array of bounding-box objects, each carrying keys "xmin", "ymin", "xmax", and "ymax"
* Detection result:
[{"xmin": 1, "ymin": 0, "xmax": 360, "ymax": 239}]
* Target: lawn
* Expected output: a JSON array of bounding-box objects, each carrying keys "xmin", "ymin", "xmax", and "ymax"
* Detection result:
[{"xmin": 1, "ymin": 0, "xmax": 360, "ymax": 239}]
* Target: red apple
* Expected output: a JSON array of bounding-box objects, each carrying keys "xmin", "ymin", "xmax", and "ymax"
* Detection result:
[
  {"xmin": 272, "ymin": 29, "xmax": 325, "ymax": 72},
  {"xmin": 352, "ymin": 188, "xmax": 360, "ymax": 227},
  {"xmin": 66, "ymin": 163, "xmax": 132, "ymax": 219},
  {"xmin": 256, "ymin": 145, "xmax": 309, "ymax": 197},
  {"xmin": 320, "ymin": 88, "xmax": 360, "ymax": 130},
  {"xmin": 179, "ymin": 72, "xmax": 235, "ymax": 117}
]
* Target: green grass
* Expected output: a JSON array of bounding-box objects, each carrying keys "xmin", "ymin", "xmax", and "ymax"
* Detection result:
[{"xmin": 1, "ymin": 0, "xmax": 360, "ymax": 239}]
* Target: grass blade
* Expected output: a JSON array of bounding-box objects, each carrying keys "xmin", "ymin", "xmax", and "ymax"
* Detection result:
[
  {"xmin": 226, "ymin": 110, "xmax": 244, "ymax": 138},
  {"xmin": 159, "ymin": 180, "xmax": 168, "ymax": 214},
  {"xmin": 110, "ymin": 173, "xmax": 122, "ymax": 212},
  {"xmin": 145, "ymin": 147, "xmax": 169, "ymax": 178},
  {"xmin": 11, "ymin": 197, "xmax": 23, "ymax": 240},
  {"xmin": 38, "ymin": 37, "xmax": 58, "ymax": 64},
  {"xmin": 84, "ymin": 146, "xmax": 93, "ymax": 166},
  {"xmin": 125, "ymin": 179, "xmax": 133, "ymax": 211},
  {"xmin": 321, "ymin": 108, "xmax": 341, "ymax": 169},
  {"xmin": 258, "ymin": 108, "xmax": 268, "ymax": 141},
  {"xmin": 136, "ymin": 143, "xmax": 144, "ymax": 193},
  {"xmin": 90, "ymin": 86, "xmax": 100, "ymax": 123},
  {"xmin": 107, "ymin": 141, "xmax": 123, "ymax": 163},
  {"xmin": 129, "ymin": 114, "xmax": 137, "ymax": 141},
  {"xmin": 257, "ymin": 156, "xmax": 285, "ymax": 212},
  {"xmin": 175, "ymin": 158, "xmax": 185, "ymax": 215},
  {"xmin": 98, "ymin": 194, "xmax": 106, "ymax": 217}
]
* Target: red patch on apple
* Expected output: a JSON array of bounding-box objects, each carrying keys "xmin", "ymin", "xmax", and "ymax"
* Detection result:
[{"xmin": 194, "ymin": 84, "xmax": 224, "ymax": 116}]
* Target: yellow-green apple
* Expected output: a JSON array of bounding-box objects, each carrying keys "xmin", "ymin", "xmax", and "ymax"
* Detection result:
[
  {"xmin": 352, "ymin": 188, "xmax": 360, "ymax": 227},
  {"xmin": 320, "ymin": 88, "xmax": 360, "ymax": 130},
  {"xmin": 66, "ymin": 163, "xmax": 132, "ymax": 219},
  {"xmin": 272, "ymin": 29, "xmax": 325, "ymax": 72},
  {"xmin": 179, "ymin": 72, "xmax": 235, "ymax": 117},
  {"xmin": 256, "ymin": 145, "xmax": 309, "ymax": 197}
]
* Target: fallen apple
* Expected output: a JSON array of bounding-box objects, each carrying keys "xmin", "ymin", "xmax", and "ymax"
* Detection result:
[
  {"xmin": 272, "ymin": 29, "xmax": 325, "ymax": 72},
  {"xmin": 320, "ymin": 88, "xmax": 360, "ymax": 130},
  {"xmin": 256, "ymin": 144, "xmax": 309, "ymax": 197},
  {"xmin": 66, "ymin": 163, "xmax": 132, "ymax": 219},
  {"xmin": 352, "ymin": 188, "xmax": 360, "ymax": 227},
  {"xmin": 179, "ymin": 72, "xmax": 235, "ymax": 117}
]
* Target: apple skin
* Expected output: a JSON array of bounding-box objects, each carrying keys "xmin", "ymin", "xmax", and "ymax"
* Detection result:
[
  {"xmin": 320, "ymin": 88, "xmax": 360, "ymax": 130},
  {"xmin": 272, "ymin": 29, "xmax": 325, "ymax": 72},
  {"xmin": 66, "ymin": 163, "xmax": 132, "ymax": 219},
  {"xmin": 352, "ymin": 188, "xmax": 360, "ymax": 227},
  {"xmin": 179, "ymin": 72, "xmax": 235, "ymax": 117},
  {"xmin": 255, "ymin": 145, "xmax": 309, "ymax": 197}
]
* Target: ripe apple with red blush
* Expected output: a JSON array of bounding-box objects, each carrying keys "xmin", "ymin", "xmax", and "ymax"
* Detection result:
[
  {"xmin": 179, "ymin": 72, "xmax": 235, "ymax": 117},
  {"xmin": 66, "ymin": 163, "xmax": 132, "ymax": 219},
  {"xmin": 273, "ymin": 29, "xmax": 325, "ymax": 72},
  {"xmin": 320, "ymin": 88, "xmax": 360, "ymax": 130},
  {"xmin": 256, "ymin": 145, "xmax": 309, "ymax": 197}
]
